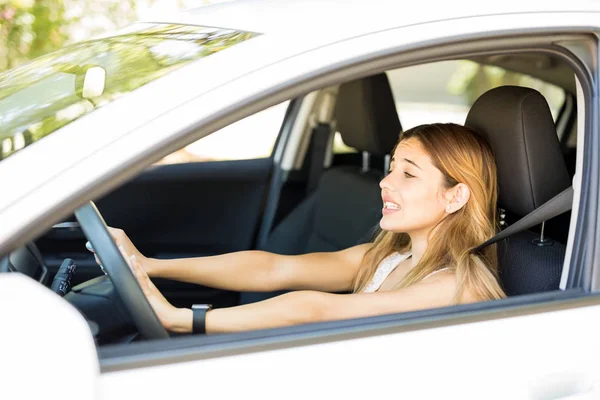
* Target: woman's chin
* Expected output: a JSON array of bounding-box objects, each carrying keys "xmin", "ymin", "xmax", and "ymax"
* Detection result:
[{"xmin": 379, "ymin": 216, "xmax": 403, "ymax": 232}]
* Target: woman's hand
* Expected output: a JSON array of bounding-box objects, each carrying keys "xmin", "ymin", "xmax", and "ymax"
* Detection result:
[
  {"xmin": 86, "ymin": 226, "xmax": 157, "ymax": 277},
  {"xmin": 119, "ymin": 246, "xmax": 191, "ymax": 333}
]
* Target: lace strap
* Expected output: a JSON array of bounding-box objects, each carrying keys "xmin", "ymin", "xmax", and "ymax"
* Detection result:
[{"xmin": 362, "ymin": 252, "xmax": 408, "ymax": 293}]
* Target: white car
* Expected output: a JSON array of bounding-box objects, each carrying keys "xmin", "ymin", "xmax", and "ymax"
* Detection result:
[{"xmin": 1, "ymin": 1, "xmax": 600, "ymax": 399}]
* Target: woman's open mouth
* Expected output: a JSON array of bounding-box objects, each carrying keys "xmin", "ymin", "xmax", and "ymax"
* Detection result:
[{"xmin": 382, "ymin": 201, "xmax": 401, "ymax": 214}]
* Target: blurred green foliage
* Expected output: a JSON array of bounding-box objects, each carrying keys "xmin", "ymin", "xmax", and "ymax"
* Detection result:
[
  {"xmin": 0, "ymin": 20, "xmax": 256, "ymax": 160},
  {"xmin": 447, "ymin": 60, "xmax": 565, "ymax": 118},
  {"xmin": 0, "ymin": 0, "xmax": 141, "ymax": 72}
]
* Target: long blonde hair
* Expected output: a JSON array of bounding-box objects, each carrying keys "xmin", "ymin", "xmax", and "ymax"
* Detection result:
[{"xmin": 353, "ymin": 123, "xmax": 505, "ymax": 302}]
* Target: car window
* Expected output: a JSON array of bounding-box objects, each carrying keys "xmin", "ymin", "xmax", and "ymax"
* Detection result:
[
  {"xmin": 154, "ymin": 101, "xmax": 290, "ymax": 164},
  {"xmin": 0, "ymin": 23, "xmax": 258, "ymax": 162},
  {"xmin": 333, "ymin": 60, "xmax": 566, "ymax": 153}
]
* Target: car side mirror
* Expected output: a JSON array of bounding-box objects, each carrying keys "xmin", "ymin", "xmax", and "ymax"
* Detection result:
[
  {"xmin": 75, "ymin": 66, "xmax": 106, "ymax": 99},
  {"xmin": 0, "ymin": 273, "xmax": 99, "ymax": 399}
]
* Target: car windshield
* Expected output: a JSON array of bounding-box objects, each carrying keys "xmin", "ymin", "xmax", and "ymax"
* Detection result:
[{"xmin": 0, "ymin": 23, "xmax": 258, "ymax": 161}]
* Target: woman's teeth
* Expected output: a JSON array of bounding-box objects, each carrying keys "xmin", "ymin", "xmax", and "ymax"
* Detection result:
[{"xmin": 384, "ymin": 202, "xmax": 400, "ymax": 210}]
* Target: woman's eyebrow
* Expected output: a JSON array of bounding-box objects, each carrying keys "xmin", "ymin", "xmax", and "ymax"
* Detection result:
[{"xmin": 403, "ymin": 158, "xmax": 422, "ymax": 170}]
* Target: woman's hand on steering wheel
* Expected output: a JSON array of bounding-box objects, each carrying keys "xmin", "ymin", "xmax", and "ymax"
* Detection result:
[
  {"xmin": 119, "ymin": 246, "xmax": 191, "ymax": 333},
  {"xmin": 86, "ymin": 227, "xmax": 155, "ymax": 277}
]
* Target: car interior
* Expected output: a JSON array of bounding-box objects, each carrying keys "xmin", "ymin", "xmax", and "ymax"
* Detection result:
[{"xmin": 2, "ymin": 50, "xmax": 581, "ymax": 345}]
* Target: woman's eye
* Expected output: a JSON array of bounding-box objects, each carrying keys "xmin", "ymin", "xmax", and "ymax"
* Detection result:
[{"xmin": 404, "ymin": 171, "xmax": 414, "ymax": 178}]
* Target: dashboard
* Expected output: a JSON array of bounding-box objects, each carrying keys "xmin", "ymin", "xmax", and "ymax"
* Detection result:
[{"xmin": 1, "ymin": 241, "xmax": 137, "ymax": 343}]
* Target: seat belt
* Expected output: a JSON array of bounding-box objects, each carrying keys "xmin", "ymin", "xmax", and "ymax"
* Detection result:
[
  {"xmin": 255, "ymin": 122, "xmax": 331, "ymax": 249},
  {"xmin": 475, "ymin": 186, "xmax": 574, "ymax": 252},
  {"xmin": 305, "ymin": 122, "xmax": 331, "ymax": 195}
]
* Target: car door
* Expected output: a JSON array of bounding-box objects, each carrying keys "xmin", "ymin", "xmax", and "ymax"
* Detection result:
[
  {"xmin": 94, "ymin": 10, "xmax": 600, "ymax": 399},
  {"xmin": 35, "ymin": 101, "xmax": 292, "ymax": 308}
]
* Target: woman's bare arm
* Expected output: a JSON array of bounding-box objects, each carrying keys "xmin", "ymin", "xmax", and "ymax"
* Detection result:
[
  {"xmin": 167, "ymin": 270, "xmax": 469, "ymax": 333},
  {"xmin": 104, "ymin": 226, "xmax": 370, "ymax": 294},
  {"xmin": 125, "ymin": 249, "xmax": 474, "ymax": 334},
  {"xmin": 146, "ymin": 243, "xmax": 371, "ymax": 293}
]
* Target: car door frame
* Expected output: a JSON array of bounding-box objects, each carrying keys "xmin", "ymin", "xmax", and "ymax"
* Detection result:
[
  {"xmin": 85, "ymin": 11, "xmax": 600, "ymax": 370},
  {"xmin": 1, "ymin": 12, "xmax": 597, "ymax": 255}
]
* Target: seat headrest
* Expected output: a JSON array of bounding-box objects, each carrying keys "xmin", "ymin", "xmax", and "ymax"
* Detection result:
[
  {"xmin": 465, "ymin": 86, "xmax": 571, "ymax": 217},
  {"xmin": 334, "ymin": 73, "xmax": 401, "ymax": 156}
]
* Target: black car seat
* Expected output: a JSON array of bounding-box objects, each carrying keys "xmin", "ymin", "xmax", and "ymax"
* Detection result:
[
  {"xmin": 465, "ymin": 86, "xmax": 572, "ymax": 296},
  {"xmin": 239, "ymin": 73, "xmax": 402, "ymax": 304}
]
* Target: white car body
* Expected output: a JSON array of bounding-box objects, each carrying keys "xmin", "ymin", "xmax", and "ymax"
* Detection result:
[{"xmin": 2, "ymin": 1, "xmax": 600, "ymax": 399}]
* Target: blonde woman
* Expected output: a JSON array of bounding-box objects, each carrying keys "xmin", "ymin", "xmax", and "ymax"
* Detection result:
[{"xmin": 100, "ymin": 123, "xmax": 506, "ymax": 334}]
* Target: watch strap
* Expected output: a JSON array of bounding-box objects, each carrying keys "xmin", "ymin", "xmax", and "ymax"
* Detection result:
[{"xmin": 191, "ymin": 304, "xmax": 212, "ymax": 334}]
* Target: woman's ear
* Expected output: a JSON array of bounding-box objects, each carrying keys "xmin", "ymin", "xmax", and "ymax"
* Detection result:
[{"xmin": 445, "ymin": 183, "xmax": 471, "ymax": 214}]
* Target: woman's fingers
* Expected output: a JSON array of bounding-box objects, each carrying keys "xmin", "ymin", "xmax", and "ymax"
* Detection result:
[
  {"xmin": 131, "ymin": 256, "xmax": 151, "ymax": 293},
  {"xmin": 86, "ymin": 227, "xmax": 126, "ymax": 255},
  {"xmin": 87, "ymin": 229, "xmax": 132, "ymax": 272},
  {"xmin": 119, "ymin": 245, "xmax": 150, "ymax": 293},
  {"xmin": 119, "ymin": 245, "xmax": 135, "ymax": 273},
  {"xmin": 116, "ymin": 245, "xmax": 175, "ymax": 330}
]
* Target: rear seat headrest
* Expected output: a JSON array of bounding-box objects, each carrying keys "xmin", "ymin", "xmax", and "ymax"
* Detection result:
[
  {"xmin": 465, "ymin": 86, "xmax": 571, "ymax": 217},
  {"xmin": 334, "ymin": 73, "xmax": 402, "ymax": 156}
]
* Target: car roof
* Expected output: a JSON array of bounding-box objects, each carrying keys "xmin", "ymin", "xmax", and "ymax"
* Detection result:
[{"xmin": 143, "ymin": 0, "xmax": 600, "ymax": 41}]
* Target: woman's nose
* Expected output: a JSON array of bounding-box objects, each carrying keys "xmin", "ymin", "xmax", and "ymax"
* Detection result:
[{"xmin": 379, "ymin": 173, "xmax": 394, "ymax": 190}]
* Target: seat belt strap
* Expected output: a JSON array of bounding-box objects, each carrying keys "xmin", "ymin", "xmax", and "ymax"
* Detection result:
[
  {"xmin": 475, "ymin": 186, "xmax": 573, "ymax": 252},
  {"xmin": 306, "ymin": 122, "xmax": 331, "ymax": 195},
  {"xmin": 255, "ymin": 122, "xmax": 330, "ymax": 249}
]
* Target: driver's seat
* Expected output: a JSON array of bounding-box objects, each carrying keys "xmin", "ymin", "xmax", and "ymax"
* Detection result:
[{"xmin": 465, "ymin": 86, "xmax": 572, "ymax": 295}]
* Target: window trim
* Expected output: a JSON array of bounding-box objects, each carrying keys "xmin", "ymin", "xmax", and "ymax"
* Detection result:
[
  {"xmin": 556, "ymin": 91, "xmax": 577, "ymax": 144},
  {"xmin": 582, "ymin": 42, "xmax": 600, "ymax": 291}
]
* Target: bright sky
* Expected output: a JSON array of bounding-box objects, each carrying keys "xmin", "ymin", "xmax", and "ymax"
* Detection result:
[
  {"xmin": 135, "ymin": 0, "xmax": 230, "ymax": 19},
  {"xmin": 64, "ymin": 0, "xmax": 230, "ymax": 43}
]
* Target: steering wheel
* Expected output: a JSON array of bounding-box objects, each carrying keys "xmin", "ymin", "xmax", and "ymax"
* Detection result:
[{"xmin": 74, "ymin": 201, "xmax": 169, "ymax": 340}]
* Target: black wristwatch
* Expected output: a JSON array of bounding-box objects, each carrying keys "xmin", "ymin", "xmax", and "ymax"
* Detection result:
[{"xmin": 191, "ymin": 304, "xmax": 213, "ymax": 334}]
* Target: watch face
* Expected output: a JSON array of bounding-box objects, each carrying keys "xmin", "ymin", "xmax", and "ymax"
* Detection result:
[{"xmin": 192, "ymin": 304, "xmax": 212, "ymax": 310}]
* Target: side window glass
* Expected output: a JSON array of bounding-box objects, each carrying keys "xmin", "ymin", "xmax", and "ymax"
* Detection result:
[
  {"xmin": 156, "ymin": 101, "xmax": 289, "ymax": 165},
  {"xmin": 388, "ymin": 60, "xmax": 565, "ymax": 129},
  {"xmin": 333, "ymin": 131, "xmax": 356, "ymax": 154},
  {"xmin": 333, "ymin": 60, "xmax": 566, "ymax": 154}
]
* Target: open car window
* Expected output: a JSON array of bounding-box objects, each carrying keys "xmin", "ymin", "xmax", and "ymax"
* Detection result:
[
  {"xmin": 388, "ymin": 60, "xmax": 566, "ymax": 128},
  {"xmin": 333, "ymin": 60, "xmax": 566, "ymax": 154}
]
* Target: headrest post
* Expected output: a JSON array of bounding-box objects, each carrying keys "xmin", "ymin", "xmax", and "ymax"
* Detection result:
[
  {"xmin": 384, "ymin": 154, "xmax": 391, "ymax": 176},
  {"xmin": 361, "ymin": 151, "xmax": 370, "ymax": 173},
  {"xmin": 532, "ymin": 221, "xmax": 554, "ymax": 247}
]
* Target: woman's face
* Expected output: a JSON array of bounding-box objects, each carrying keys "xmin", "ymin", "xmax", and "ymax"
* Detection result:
[{"xmin": 379, "ymin": 138, "xmax": 450, "ymax": 235}]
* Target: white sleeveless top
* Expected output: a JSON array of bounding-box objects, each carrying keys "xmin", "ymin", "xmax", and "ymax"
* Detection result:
[{"xmin": 362, "ymin": 252, "xmax": 450, "ymax": 293}]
